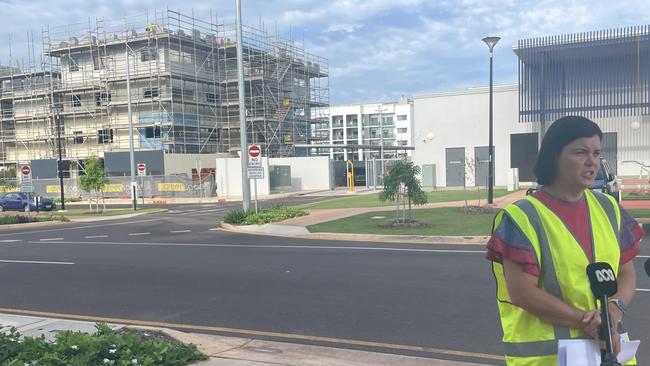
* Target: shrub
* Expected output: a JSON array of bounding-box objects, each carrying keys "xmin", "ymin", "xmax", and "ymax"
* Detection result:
[
  {"xmin": 223, "ymin": 209, "xmax": 247, "ymax": 224},
  {"xmin": 0, "ymin": 214, "xmax": 68, "ymax": 225},
  {"xmin": 223, "ymin": 206, "xmax": 307, "ymax": 225},
  {"xmin": 0, "ymin": 323, "xmax": 207, "ymax": 365}
]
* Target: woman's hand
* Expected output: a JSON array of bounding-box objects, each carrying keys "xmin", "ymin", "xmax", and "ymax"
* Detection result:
[{"xmin": 580, "ymin": 310, "xmax": 601, "ymax": 338}]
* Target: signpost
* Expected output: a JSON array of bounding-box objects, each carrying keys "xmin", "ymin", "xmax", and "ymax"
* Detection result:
[
  {"xmin": 20, "ymin": 165, "xmax": 32, "ymax": 192},
  {"xmin": 247, "ymin": 145, "xmax": 262, "ymax": 212},
  {"xmin": 137, "ymin": 163, "xmax": 146, "ymax": 176},
  {"xmin": 137, "ymin": 163, "xmax": 146, "ymax": 205}
]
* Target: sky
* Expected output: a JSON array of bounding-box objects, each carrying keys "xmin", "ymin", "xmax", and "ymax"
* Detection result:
[{"xmin": 1, "ymin": 0, "xmax": 650, "ymax": 105}]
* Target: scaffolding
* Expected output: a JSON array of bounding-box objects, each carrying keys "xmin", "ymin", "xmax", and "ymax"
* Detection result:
[{"xmin": 0, "ymin": 8, "xmax": 329, "ymax": 168}]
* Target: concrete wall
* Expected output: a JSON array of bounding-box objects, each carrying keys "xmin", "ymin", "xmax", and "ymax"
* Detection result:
[
  {"xmin": 412, "ymin": 84, "xmax": 536, "ymax": 188},
  {"xmin": 268, "ymin": 156, "xmax": 332, "ymax": 191},
  {"xmin": 215, "ymin": 158, "xmax": 271, "ymax": 199},
  {"xmin": 164, "ymin": 153, "xmax": 220, "ymax": 176}
]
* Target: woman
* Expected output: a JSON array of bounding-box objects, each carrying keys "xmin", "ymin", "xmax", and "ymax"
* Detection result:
[{"xmin": 487, "ymin": 116, "xmax": 643, "ymax": 365}]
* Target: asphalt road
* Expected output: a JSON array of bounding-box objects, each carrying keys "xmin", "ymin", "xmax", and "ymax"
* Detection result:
[{"xmin": 0, "ymin": 200, "xmax": 647, "ymax": 365}]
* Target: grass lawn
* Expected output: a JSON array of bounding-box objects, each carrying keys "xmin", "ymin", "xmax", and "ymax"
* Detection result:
[
  {"xmin": 57, "ymin": 208, "xmax": 166, "ymax": 217},
  {"xmin": 307, "ymin": 207, "xmax": 497, "ymax": 236},
  {"xmin": 622, "ymin": 193, "xmax": 650, "ymax": 200},
  {"xmin": 307, "ymin": 207, "xmax": 650, "ymax": 236},
  {"xmin": 627, "ymin": 209, "xmax": 650, "ymax": 218},
  {"xmin": 298, "ymin": 188, "xmax": 515, "ymax": 209}
]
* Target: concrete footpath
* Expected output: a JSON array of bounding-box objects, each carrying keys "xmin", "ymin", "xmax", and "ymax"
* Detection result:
[{"xmin": 0, "ymin": 313, "xmax": 491, "ymax": 366}]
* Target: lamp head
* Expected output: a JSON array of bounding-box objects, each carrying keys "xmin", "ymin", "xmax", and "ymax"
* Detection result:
[{"xmin": 482, "ymin": 36, "xmax": 501, "ymax": 52}]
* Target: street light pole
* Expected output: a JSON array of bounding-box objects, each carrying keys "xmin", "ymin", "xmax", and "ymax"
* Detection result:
[
  {"xmin": 482, "ymin": 36, "xmax": 500, "ymax": 205},
  {"xmin": 125, "ymin": 42, "xmax": 137, "ymax": 210},
  {"xmin": 236, "ymin": 0, "xmax": 251, "ymax": 211},
  {"xmin": 55, "ymin": 109, "xmax": 65, "ymax": 210}
]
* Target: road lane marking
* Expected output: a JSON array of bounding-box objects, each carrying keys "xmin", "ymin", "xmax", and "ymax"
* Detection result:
[
  {"xmin": 0, "ymin": 260, "xmax": 74, "ymax": 265},
  {"xmin": 40, "ymin": 238, "xmax": 63, "ymax": 241},
  {"xmin": 209, "ymin": 228, "xmax": 223, "ymax": 231},
  {"xmin": 25, "ymin": 241, "xmax": 487, "ymax": 254},
  {"xmin": 0, "ymin": 219, "xmax": 162, "ymax": 237},
  {"xmin": 128, "ymin": 232, "xmax": 150, "ymax": 236},
  {"xmin": 170, "ymin": 230, "xmax": 191, "ymax": 233},
  {"xmin": 637, "ymin": 288, "xmax": 650, "ymax": 292},
  {"xmin": 638, "ymin": 255, "xmax": 649, "ymax": 258},
  {"xmin": 0, "ymin": 240, "xmax": 21, "ymax": 243},
  {"xmin": 85, "ymin": 235, "xmax": 108, "ymax": 239},
  {"xmin": 0, "ymin": 307, "xmax": 503, "ymax": 362}
]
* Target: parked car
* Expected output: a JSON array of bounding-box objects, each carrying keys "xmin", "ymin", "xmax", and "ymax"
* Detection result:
[
  {"xmin": 525, "ymin": 158, "xmax": 620, "ymax": 200},
  {"xmin": 0, "ymin": 192, "xmax": 56, "ymax": 212}
]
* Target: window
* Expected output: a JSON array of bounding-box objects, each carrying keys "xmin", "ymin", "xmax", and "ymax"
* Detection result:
[
  {"xmin": 141, "ymin": 49, "xmax": 158, "ymax": 62},
  {"xmin": 144, "ymin": 88, "xmax": 159, "ymax": 99},
  {"xmin": 206, "ymin": 92, "xmax": 216, "ymax": 103},
  {"xmin": 97, "ymin": 128, "xmax": 114, "ymax": 144},
  {"xmin": 397, "ymin": 114, "xmax": 407, "ymax": 121},
  {"xmin": 68, "ymin": 58, "xmax": 79, "ymax": 72},
  {"xmin": 144, "ymin": 126, "xmax": 161, "ymax": 139},
  {"xmin": 95, "ymin": 91, "xmax": 112, "ymax": 106},
  {"xmin": 398, "ymin": 140, "xmax": 408, "ymax": 146},
  {"xmin": 397, "ymin": 128, "xmax": 408, "ymax": 133},
  {"xmin": 73, "ymin": 131, "xmax": 85, "ymax": 144},
  {"xmin": 71, "ymin": 95, "xmax": 82, "ymax": 107}
]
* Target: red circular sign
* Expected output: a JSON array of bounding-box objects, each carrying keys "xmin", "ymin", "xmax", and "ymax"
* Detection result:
[
  {"xmin": 248, "ymin": 145, "xmax": 261, "ymax": 158},
  {"xmin": 137, "ymin": 163, "xmax": 146, "ymax": 172},
  {"xmin": 21, "ymin": 165, "xmax": 30, "ymax": 175}
]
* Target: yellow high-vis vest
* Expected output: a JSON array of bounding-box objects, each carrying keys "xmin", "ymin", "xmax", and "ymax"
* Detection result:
[{"xmin": 492, "ymin": 189, "xmax": 629, "ymax": 366}]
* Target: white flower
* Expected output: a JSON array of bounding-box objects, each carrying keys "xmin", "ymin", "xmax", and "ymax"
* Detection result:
[
  {"xmin": 131, "ymin": 359, "xmax": 138, "ymax": 365},
  {"xmin": 103, "ymin": 358, "xmax": 110, "ymax": 364},
  {"xmin": 71, "ymin": 345, "xmax": 79, "ymax": 350},
  {"xmin": 23, "ymin": 363, "xmax": 29, "ymax": 366},
  {"xmin": 109, "ymin": 349, "xmax": 117, "ymax": 354}
]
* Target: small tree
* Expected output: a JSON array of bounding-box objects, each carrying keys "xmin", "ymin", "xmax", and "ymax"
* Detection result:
[
  {"xmin": 379, "ymin": 159, "xmax": 428, "ymax": 222},
  {"xmin": 79, "ymin": 156, "xmax": 109, "ymax": 212}
]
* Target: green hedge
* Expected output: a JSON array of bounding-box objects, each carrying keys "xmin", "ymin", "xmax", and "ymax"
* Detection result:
[
  {"xmin": 0, "ymin": 214, "xmax": 68, "ymax": 225},
  {"xmin": 223, "ymin": 206, "xmax": 307, "ymax": 225},
  {"xmin": 0, "ymin": 323, "xmax": 207, "ymax": 366}
]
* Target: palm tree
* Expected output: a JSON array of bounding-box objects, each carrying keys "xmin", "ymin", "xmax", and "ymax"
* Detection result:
[{"xmin": 379, "ymin": 159, "xmax": 427, "ymax": 223}]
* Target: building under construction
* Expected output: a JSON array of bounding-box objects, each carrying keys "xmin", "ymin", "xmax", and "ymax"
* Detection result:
[{"xmin": 0, "ymin": 9, "xmax": 329, "ymax": 171}]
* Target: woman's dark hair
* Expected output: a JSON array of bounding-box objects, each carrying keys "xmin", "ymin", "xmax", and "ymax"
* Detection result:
[{"xmin": 533, "ymin": 116, "xmax": 602, "ymax": 185}]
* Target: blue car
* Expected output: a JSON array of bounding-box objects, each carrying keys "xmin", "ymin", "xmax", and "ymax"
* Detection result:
[{"xmin": 0, "ymin": 192, "xmax": 56, "ymax": 212}]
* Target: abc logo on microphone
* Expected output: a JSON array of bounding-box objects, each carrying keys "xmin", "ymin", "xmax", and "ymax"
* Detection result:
[{"xmin": 595, "ymin": 268, "xmax": 616, "ymax": 282}]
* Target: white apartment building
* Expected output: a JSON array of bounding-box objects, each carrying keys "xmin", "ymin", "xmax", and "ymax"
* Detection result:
[{"xmin": 311, "ymin": 97, "xmax": 414, "ymax": 161}]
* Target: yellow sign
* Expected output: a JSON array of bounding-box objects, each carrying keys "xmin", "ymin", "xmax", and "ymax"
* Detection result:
[
  {"xmin": 158, "ymin": 183, "xmax": 185, "ymax": 192},
  {"xmin": 104, "ymin": 184, "xmax": 125, "ymax": 193},
  {"xmin": 46, "ymin": 185, "xmax": 68, "ymax": 193},
  {"xmin": 0, "ymin": 186, "xmax": 18, "ymax": 192}
]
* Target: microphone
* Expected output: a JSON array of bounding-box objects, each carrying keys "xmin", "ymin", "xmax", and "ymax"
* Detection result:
[
  {"xmin": 645, "ymin": 259, "xmax": 650, "ymax": 277},
  {"xmin": 586, "ymin": 262, "xmax": 621, "ymax": 366}
]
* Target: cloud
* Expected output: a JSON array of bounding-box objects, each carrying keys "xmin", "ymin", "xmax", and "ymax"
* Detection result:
[
  {"xmin": 3, "ymin": 0, "xmax": 650, "ymax": 105},
  {"xmin": 326, "ymin": 23, "xmax": 364, "ymax": 33}
]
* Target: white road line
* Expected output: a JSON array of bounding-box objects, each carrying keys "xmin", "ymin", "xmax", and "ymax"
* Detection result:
[
  {"xmin": 0, "ymin": 218, "xmax": 161, "ymax": 237},
  {"xmin": 0, "ymin": 239, "xmax": 21, "ymax": 243},
  {"xmin": 25, "ymin": 240, "xmax": 487, "ymax": 254},
  {"xmin": 209, "ymin": 228, "xmax": 223, "ymax": 231},
  {"xmin": 128, "ymin": 232, "xmax": 150, "ymax": 236},
  {"xmin": 40, "ymin": 238, "xmax": 63, "ymax": 241},
  {"xmin": 189, "ymin": 212, "xmax": 224, "ymax": 217},
  {"xmin": 85, "ymin": 235, "xmax": 108, "ymax": 239},
  {"xmin": 637, "ymin": 255, "xmax": 649, "ymax": 258},
  {"xmin": 170, "ymin": 230, "xmax": 191, "ymax": 234},
  {"xmin": 637, "ymin": 289, "xmax": 650, "ymax": 292},
  {"xmin": 0, "ymin": 259, "xmax": 74, "ymax": 265}
]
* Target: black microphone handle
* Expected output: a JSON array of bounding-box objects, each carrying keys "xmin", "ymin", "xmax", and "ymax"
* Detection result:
[{"xmin": 598, "ymin": 294, "xmax": 622, "ymax": 366}]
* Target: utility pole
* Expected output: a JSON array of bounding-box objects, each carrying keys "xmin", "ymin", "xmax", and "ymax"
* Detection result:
[
  {"xmin": 126, "ymin": 42, "xmax": 137, "ymax": 210},
  {"xmin": 55, "ymin": 110, "xmax": 65, "ymax": 210},
  {"xmin": 236, "ymin": 0, "xmax": 251, "ymax": 211}
]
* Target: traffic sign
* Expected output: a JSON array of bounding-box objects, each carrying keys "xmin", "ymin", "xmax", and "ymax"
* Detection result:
[
  {"xmin": 137, "ymin": 163, "xmax": 146, "ymax": 176},
  {"xmin": 247, "ymin": 166, "xmax": 264, "ymax": 179},
  {"xmin": 248, "ymin": 145, "xmax": 262, "ymax": 167},
  {"xmin": 21, "ymin": 165, "xmax": 30, "ymax": 176}
]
